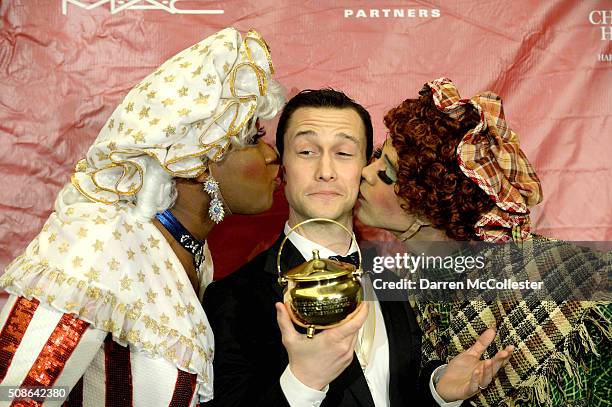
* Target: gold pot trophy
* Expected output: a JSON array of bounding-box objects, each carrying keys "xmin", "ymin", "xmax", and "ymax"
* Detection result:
[{"xmin": 277, "ymin": 218, "xmax": 363, "ymax": 338}]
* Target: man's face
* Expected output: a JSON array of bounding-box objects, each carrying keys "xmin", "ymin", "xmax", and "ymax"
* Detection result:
[{"xmin": 282, "ymin": 107, "xmax": 367, "ymax": 225}]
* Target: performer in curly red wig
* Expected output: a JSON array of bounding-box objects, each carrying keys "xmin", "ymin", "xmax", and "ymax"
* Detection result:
[
  {"xmin": 357, "ymin": 78, "xmax": 610, "ymax": 406},
  {"xmin": 384, "ymin": 87, "xmax": 495, "ymax": 241}
]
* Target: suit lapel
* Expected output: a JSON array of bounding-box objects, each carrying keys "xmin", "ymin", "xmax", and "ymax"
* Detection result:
[
  {"xmin": 327, "ymin": 355, "xmax": 374, "ymax": 407},
  {"xmin": 263, "ymin": 234, "xmax": 306, "ymax": 301}
]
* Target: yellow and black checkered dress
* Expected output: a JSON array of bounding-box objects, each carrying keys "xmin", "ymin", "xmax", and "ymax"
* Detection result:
[{"xmin": 413, "ymin": 239, "xmax": 611, "ymax": 406}]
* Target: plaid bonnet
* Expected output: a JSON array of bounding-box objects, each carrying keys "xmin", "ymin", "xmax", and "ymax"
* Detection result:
[{"xmin": 425, "ymin": 77, "xmax": 543, "ymax": 242}]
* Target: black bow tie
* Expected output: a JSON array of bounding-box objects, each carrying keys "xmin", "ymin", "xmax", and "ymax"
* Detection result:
[{"xmin": 328, "ymin": 252, "xmax": 360, "ymax": 268}]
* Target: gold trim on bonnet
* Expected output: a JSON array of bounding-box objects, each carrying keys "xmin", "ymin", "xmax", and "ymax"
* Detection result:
[
  {"xmin": 75, "ymin": 159, "xmax": 88, "ymax": 172},
  {"xmin": 162, "ymin": 143, "xmax": 219, "ymax": 173},
  {"xmin": 229, "ymin": 62, "xmax": 268, "ymax": 98},
  {"xmin": 71, "ymin": 174, "xmax": 117, "ymax": 205},
  {"xmin": 230, "ymin": 102, "xmax": 257, "ymax": 139},
  {"xmin": 73, "ymin": 158, "xmax": 141, "ymax": 205},
  {"xmin": 198, "ymin": 101, "xmax": 243, "ymax": 146},
  {"xmin": 94, "ymin": 148, "xmax": 146, "ymax": 195},
  {"xmin": 246, "ymin": 29, "xmax": 275, "ymax": 75},
  {"xmin": 72, "ymin": 28, "xmax": 275, "ymax": 205},
  {"xmin": 223, "ymin": 99, "xmax": 257, "ymax": 140}
]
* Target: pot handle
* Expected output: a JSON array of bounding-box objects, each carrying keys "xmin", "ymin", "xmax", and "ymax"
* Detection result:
[{"xmin": 277, "ymin": 218, "xmax": 362, "ymax": 286}]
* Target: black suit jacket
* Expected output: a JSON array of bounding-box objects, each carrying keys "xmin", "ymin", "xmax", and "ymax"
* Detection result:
[{"xmin": 202, "ymin": 234, "xmax": 441, "ymax": 407}]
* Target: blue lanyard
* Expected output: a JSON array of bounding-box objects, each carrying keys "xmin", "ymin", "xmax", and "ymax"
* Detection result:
[{"xmin": 155, "ymin": 209, "xmax": 204, "ymax": 272}]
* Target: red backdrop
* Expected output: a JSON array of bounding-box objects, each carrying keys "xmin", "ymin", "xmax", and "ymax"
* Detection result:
[{"xmin": 1, "ymin": 0, "xmax": 611, "ymax": 282}]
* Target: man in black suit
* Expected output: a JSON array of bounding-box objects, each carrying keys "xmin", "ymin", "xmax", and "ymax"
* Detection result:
[{"xmin": 203, "ymin": 89, "xmax": 513, "ymax": 407}]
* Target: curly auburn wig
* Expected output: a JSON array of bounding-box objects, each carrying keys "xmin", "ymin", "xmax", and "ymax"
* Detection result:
[{"xmin": 385, "ymin": 87, "xmax": 495, "ymax": 240}]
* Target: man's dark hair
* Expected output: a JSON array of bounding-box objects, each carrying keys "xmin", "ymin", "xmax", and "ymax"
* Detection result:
[{"xmin": 275, "ymin": 89, "xmax": 374, "ymax": 162}]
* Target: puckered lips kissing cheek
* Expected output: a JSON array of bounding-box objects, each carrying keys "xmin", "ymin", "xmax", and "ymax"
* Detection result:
[
  {"xmin": 357, "ymin": 183, "xmax": 368, "ymax": 205},
  {"xmin": 356, "ymin": 182, "xmax": 381, "ymax": 222},
  {"xmin": 272, "ymin": 166, "xmax": 282, "ymax": 190}
]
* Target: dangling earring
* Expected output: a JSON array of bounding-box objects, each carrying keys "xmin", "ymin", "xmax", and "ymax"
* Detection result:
[
  {"xmin": 203, "ymin": 176, "xmax": 226, "ymax": 224},
  {"xmin": 398, "ymin": 218, "xmax": 429, "ymax": 241}
]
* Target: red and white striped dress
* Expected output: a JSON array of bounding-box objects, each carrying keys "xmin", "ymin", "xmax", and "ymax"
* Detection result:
[
  {"xmin": 0, "ymin": 203, "xmax": 215, "ymax": 406},
  {"xmin": 0, "ymin": 295, "xmax": 203, "ymax": 407}
]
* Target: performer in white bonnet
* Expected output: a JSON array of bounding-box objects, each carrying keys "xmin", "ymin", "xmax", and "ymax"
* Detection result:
[{"xmin": 0, "ymin": 27, "xmax": 284, "ymax": 406}]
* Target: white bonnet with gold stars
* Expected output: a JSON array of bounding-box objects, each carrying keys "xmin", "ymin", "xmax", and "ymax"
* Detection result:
[{"xmin": 72, "ymin": 27, "xmax": 280, "ymax": 205}]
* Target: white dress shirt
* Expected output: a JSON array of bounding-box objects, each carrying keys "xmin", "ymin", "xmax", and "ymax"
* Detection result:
[{"xmin": 278, "ymin": 222, "xmax": 462, "ymax": 407}]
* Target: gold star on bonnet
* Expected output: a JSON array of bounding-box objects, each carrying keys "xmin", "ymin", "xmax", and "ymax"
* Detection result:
[{"xmin": 72, "ymin": 27, "xmax": 276, "ymax": 205}]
